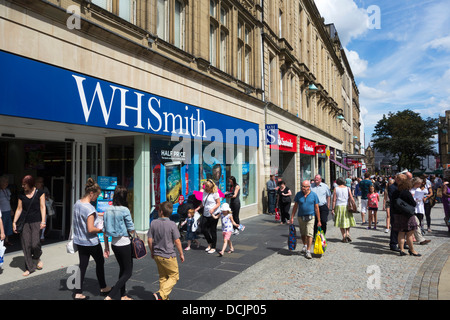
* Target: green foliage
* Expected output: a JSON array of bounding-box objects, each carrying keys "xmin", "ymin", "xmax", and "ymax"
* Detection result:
[{"xmin": 372, "ymin": 109, "xmax": 438, "ymax": 171}]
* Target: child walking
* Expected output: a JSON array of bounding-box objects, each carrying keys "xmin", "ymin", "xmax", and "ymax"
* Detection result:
[
  {"xmin": 180, "ymin": 209, "xmax": 200, "ymax": 250},
  {"xmin": 212, "ymin": 203, "xmax": 241, "ymax": 256},
  {"xmin": 367, "ymin": 185, "xmax": 379, "ymax": 229},
  {"xmin": 147, "ymin": 201, "xmax": 185, "ymax": 300}
]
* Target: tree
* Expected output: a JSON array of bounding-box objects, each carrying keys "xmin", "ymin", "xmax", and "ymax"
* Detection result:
[{"xmin": 371, "ymin": 109, "xmax": 438, "ymax": 171}]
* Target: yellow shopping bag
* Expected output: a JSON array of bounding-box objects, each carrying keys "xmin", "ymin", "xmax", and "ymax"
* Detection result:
[{"xmin": 313, "ymin": 230, "xmax": 324, "ymax": 255}]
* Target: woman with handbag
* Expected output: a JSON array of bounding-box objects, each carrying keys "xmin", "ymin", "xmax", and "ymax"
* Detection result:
[
  {"xmin": 12, "ymin": 175, "xmax": 46, "ymax": 276},
  {"xmin": 195, "ymin": 179, "xmax": 221, "ymax": 254},
  {"xmin": 331, "ymin": 177, "xmax": 356, "ymax": 243},
  {"xmin": 276, "ymin": 181, "xmax": 292, "ymax": 225},
  {"xmin": 393, "ymin": 176, "xmax": 420, "ymax": 257},
  {"xmin": 72, "ymin": 178, "xmax": 111, "ymax": 300},
  {"xmin": 103, "ymin": 185, "xmax": 135, "ymax": 300}
]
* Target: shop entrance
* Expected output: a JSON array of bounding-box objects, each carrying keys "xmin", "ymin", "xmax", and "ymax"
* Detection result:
[
  {"xmin": 0, "ymin": 138, "xmax": 73, "ymax": 240},
  {"xmin": 0, "ymin": 138, "xmax": 103, "ymax": 241},
  {"xmin": 278, "ymin": 151, "xmax": 296, "ymax": 194}
]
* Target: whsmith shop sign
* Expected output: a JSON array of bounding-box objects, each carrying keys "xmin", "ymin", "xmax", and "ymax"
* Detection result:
[{"xmin": 0, "ymin": 50, "xmax": 258, "ymax": 147}]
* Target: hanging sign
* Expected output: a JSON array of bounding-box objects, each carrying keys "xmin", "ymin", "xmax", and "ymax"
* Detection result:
[{"xmin": 315, "ymin": 145, "xmax": 326, "ymax": 154}]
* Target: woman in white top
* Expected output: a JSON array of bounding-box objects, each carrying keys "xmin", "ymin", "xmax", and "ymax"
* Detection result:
[
  {"xmin": 332, "ymin": 177, "xmax": 356, "ymax": 243},
  {"xmin": 196, "ymin": 179, "xmax": 221, "ymax": 254},
  {"xmin": 411, "ymin": 177, "xmax": 431, "ymax": 245}
]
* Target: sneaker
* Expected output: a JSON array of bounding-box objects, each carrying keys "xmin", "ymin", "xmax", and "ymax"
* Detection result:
[
  {"xmin": 301, "ymin": 245, "xmax": 307, "ymax": 254},
  {"xmin": 385, "ymin": 228, "xmax": 390, "ymax": 233},
  {"xmin": 305, "ymin": 251, "xmax": 312, "ymax": 259},
  {"xmin": 207, "ymin": 249, "xmax": 216, "ymax": 254}
]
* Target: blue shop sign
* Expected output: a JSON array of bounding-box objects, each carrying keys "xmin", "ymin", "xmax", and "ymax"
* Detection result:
[{"xmin": 0, "ymin": 50, "xmax": 258, "ymax": 147}]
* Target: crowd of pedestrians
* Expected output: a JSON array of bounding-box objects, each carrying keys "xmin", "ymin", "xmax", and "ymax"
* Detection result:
[{"xmin": 1, "ymin": 170, "xmax": 449, "ymax": 301}]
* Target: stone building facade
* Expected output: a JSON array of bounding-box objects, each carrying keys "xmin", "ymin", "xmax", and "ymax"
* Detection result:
[{"xmin": 0, "ymin": 0, "xmax": 360, "ymax": 237}]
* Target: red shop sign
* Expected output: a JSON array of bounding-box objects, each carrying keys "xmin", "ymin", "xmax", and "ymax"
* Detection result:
[
  {"xmin": 315, "ymin": 145, "xmax": 326, "ymax": 154},
  {"xmin": 270, "ymin": 130, "xmax": 297, "ymax": 152},
  {"xmin": 300, "ymin": 138, "xmax": 316, "ymax": 155}
]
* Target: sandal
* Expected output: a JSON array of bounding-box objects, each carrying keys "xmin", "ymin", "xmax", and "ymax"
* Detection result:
[
  {"xmin": 100, "ymin": 286, "xmax": 112, "ymax": 295},
  {"xmin": 74, "ymin": 294, "xmax": 89, "ymax": 300},
  {"xmin": 227, "ymin": 249, "xmax": 234, "ymax": 253},
  {"xmin": 22, "ymin": 270, "xmax": 31, "ymax": 277},
  {"xmin": 36, "ymin": 260, "xmax": 43, "ymax": 270},
  {"xmin": 121, "ymin": 296, "xmax": 133, "ymax": 300}
]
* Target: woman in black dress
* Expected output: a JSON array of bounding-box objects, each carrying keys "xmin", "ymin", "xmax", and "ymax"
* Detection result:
[
  {"xmin": 227, "ymin": 176, "xmax": 241, "ymax": 234},
  {"xmin": 393, "ymin": 176, "xmax": 421, "ymax": 256},
  {"xmin": 277, "ymin": 181, "xmax": 292, "ymax": 224}
]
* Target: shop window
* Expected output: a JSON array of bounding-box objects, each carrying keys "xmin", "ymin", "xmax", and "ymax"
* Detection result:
[
  {"xmin": 300, "ymin": 154, "xmax": 313, "ymax": 182},
  {"xmin": 224, "ymin": 144, "xmax": 256, "ymax": 207},
  {"xmin": 91, "ymin": 0, "xmax": 137, "ymax": 24},
  {"xmin": 157, "ymin": 0, "xmax": 186, "ymax": 50},
  {"xmin": 237, "ymin": 18, "xmax": 252, "ymax": 84},
  {"xmin": 210, "ymin": 1, "xmax": 229, "ymax": 72}
]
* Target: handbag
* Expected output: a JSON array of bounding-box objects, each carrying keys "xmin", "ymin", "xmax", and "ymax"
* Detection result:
[
  {"xmin": 130, "ymin": 233, "xmax": 147, "ymax": 259},
  {"xmin": 347, "ymin": 188, "xmax": 357, "ymax": 213},
  {"xmin": 395, "ymin": 198, "xmax": 415, "ymax": 217},
  {"xmin": 16, "ymin": 189, "xmax": 38, "ymax": 234}
]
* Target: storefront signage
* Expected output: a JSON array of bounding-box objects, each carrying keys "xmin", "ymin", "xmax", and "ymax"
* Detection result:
[
  {"xmin": 160, "ymin": 149, "xmax": 187, "ymax": 162},
  {"xmin": 300, "ymin": 138, "xmax": 316, "ymax": 155},
  {"xmin": 329, "ymin": 147, "xmax": 335, "ymax": 160},
  {"xmin": 270, "ymin": 130, "xmax": 297, "ymax": 152},
  {"xmin": 0, "ymin": 51, "xmax": 258, "ymax": 147},
  {"xmin": 265, "ymin": 124, "xmax": 278, "ymax": 145},
  {"xmin": 315, "ymin": 145, "xmax": 326, "ymax": 154}
]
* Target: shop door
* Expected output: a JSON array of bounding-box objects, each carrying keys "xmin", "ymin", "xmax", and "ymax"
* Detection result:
[{"xmin": 71, "ymin": 142, "xmax": 101, "ymax": 235}]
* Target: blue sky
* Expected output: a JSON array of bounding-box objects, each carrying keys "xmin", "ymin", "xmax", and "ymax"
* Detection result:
[{"xmin": 314, "ymin": 0, "xmax": 450, "ymax": 149}]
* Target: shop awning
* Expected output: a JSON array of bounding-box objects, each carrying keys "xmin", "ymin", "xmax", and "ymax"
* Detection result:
[{"xmin": 330, "ymin": 158, "xmax": 351, "ymax": 171}]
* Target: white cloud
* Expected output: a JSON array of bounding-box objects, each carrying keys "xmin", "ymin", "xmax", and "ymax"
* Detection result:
[
  {"xmin": 359, "ymin": 83, "xmax": 393, "ymax": 100},
  {"xmin": 424, "ymin": 36, "xmax": 450, "ymax": 52},
  {"xmin": 344, "ymin": 49, "xmax": 368, "ymax": 77},
  {"xmin": 314, "ymin": 0, "xmax": 369, "ymax": 45}
]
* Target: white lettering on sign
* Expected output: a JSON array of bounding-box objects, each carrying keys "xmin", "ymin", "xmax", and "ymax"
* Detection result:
[
  {"xmin": 278, "ymin": 137, "xmax": 293, "ymax": 148},
  {"xmin": 72, "ymin": 75, "xmax": 207, "ymax": 138},
  {"xmin": 303, "ymin": 143, "xmax": 314, "ymax": 153}
]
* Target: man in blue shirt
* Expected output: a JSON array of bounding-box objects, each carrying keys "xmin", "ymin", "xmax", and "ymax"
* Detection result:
[
  {"xmin": 290, "ymin": 180, "xmax": 321, "ymax": 259},
  {"xmin": 311, "ymin": 174, "xmax": 331, "ymax": 236}
]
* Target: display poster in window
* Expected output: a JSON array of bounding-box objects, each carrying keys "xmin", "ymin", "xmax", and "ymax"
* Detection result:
[{"xmin": 151, "ymin": 141, "xmax": 189, "ymax": 218}]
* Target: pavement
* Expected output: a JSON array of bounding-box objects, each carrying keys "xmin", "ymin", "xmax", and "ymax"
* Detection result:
[{"xmin": 0, "ymin": 197, "xmax": 449, "ymax": 302}]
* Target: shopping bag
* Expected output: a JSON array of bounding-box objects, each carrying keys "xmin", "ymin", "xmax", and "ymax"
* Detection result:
[
  {"xmin": 313, "ymin": 230, "xmax": 324, "ymax": 255},
  {"xmin": 0, "ymin": 240, "xmax": 5, "ymax": 268},
  {"xmin": 288, "ymin": 224, "xmax": 297, "ymax": 251},
  {"xmin": 275, "ymin": 208, "xmax": 280, "ymax": 222},
  {"xmin": 318, "ymin": 227, "xmax": 327, "ymax": 252}
]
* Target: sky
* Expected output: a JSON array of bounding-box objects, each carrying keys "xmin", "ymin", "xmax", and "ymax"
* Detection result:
[{"xmin": 314, "ymin": 0, "xmax": 450, "ymax": 150}]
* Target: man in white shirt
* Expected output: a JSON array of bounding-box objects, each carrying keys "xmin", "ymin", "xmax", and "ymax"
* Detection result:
[{"xmin": 311, "ymin": 174, "xmax": 331, "ymax": 235}]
